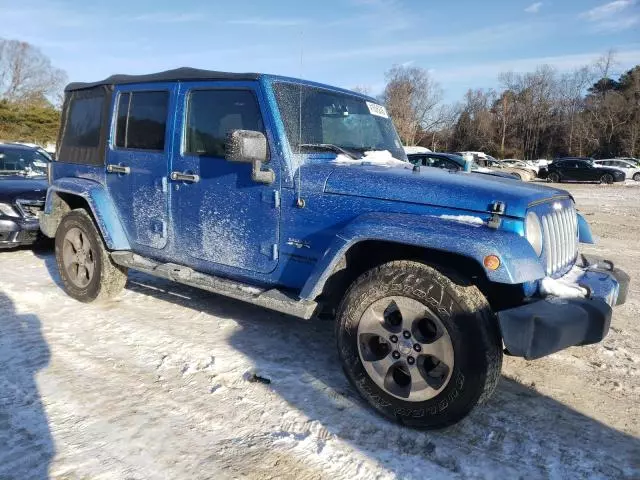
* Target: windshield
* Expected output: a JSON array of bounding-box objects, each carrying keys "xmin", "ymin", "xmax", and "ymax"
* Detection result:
[
  {"xmin": 0, "ymin": 148, "xmax": 48, "ymax": 177},
  {"xmin": 272, "ymin": 82, "xmax": 407, "ymax": 166}
]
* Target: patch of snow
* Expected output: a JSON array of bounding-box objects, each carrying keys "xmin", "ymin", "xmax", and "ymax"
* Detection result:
[
  {"xmin": 403, "ymin": 146, "xmax": 431, "ymax": 155},
  {"xmin": 540, "ymin": 266, "xmax": 588, "ymax": 298},
  {"xmin": 331, "ymin": 150, "xmax": 409, "ymax": 168},
  {"xmin": 476, "ymin": 167, "xmax": 493, "ymax": 173},
  {"xmin": 437, "ymin": 214, "xmax": 485, "ymax": 226}
]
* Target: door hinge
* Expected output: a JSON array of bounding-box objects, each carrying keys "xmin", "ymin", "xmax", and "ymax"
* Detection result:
[
  {"xmin": 272, "ymin": 244, "xmax": 279, "ymax": 261},
  {"xmin": 161, "ymin": 220, "xmax": 168, "ymax": 238},
  {"xmin": 161, "ymin": 176, "xmax": 168, "ymax": 193},
  {"xmin": 274, "ymin": 190, "xmax": 281, "ymax": 208}
]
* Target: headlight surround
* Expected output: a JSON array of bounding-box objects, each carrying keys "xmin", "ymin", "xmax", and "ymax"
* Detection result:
[
  {"xmin": 525, "ymin": 211, "xmax": 543, "ymax": 256},
  {"xmin": 0, "ymin": 203, "xmax": 20, "ymax": 218}
]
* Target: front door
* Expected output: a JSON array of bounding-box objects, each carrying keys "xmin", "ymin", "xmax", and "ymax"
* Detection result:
[
  {"xmin": 106, "ymin": 85, "xmax": 175, "ymax": 250},
  {"xmin": 170, "ymin": 82, "xmax": 280, "ymax": 274}
]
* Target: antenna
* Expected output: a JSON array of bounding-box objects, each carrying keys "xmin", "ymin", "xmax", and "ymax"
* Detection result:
[{"xmin": 296, "ymin": 30, "xmax": 305, "ymax": 208}]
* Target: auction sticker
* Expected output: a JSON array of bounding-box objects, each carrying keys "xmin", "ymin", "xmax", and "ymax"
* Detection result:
[{"xmin": 366, "ymin": 101, "xmax": 389, "ymax": 118}]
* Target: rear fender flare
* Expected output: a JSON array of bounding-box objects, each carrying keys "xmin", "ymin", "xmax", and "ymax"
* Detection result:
[{"xmin": 42, "ymin": 178, "xmax": 130, "ymax": 250}]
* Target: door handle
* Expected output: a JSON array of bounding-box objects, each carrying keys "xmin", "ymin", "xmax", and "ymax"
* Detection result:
[
  {"xmin": 170, "ymin": 171, "xmax": 200, "ymax": 183},
  {"xmin": 107, "ymin": 164, "xmax": 130, "ymax": 174}
]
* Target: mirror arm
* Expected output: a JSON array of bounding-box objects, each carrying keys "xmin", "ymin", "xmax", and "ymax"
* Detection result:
[{"xmin": 252, "ymin": 159, "xmax": 275, "ymax": 184}]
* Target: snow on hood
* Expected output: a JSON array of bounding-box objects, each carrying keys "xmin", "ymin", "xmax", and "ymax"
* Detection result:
[
  {"xmin": 332, "ymin": 150, "xmax": 410, "ymax": 168},
  {"xmin": 437, "ymin": 215, "xmax": 485, "ymax": 226}
]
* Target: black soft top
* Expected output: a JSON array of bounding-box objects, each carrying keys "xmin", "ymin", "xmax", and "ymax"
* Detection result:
[{"xmin": 65, "ymin": 67, "xmax": 261, "ymax": 92}]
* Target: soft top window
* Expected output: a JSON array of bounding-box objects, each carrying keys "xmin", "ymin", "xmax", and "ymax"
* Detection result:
[{"xmin": 58, "ymin": 86, "xmax": 110, "ymax": 165}]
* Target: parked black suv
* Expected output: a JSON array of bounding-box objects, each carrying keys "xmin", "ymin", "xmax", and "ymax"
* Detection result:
[
  {"xmin": 544, "ymin": 158, "xmax": 625, "ymax": 184},
  {"xmin": 0, "ymin": 144, "xmax": 49, "ymax": 248}
]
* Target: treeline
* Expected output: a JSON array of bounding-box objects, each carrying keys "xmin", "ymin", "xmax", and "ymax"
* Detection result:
[
  {"xmin": 0, "ymin": 38, "xmax": 66, "ymax": 144},
  {"xmin": 382, "ymin": 52, "xmax": 640, "ymax": 160}
]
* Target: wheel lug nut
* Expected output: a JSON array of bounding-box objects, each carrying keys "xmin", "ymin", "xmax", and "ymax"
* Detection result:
[
  {"xmin": 392, "ymin": 351, "xmax": 401, "ymax": 360},
  {"xmin": 413, "ymin": 344, "xmax": 421, "ymax": 352},
  {"xmin": 390, "ymin": 335, "xmax": 398, "ymax": 343},
  {"xmin": 407, "ymin": 356, "xmax": 415, "ymax": 365},
  {"xmin": 403, "ymin": 330, "xmax": 411, "ymax": 339}
]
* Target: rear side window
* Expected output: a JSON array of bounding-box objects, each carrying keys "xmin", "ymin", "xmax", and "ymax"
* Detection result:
[
  {"xmin": 115, "ymin": 91, "xmax": 169, "ymax": 151},
  {"xmin": 185, "ymin": 90, "xmax": 264, "ymax": 158},
  {"xmin": 62, "ymin": 96, "xmax": 104, "ymax": 148},
  {"xmin": 58, "ymin": 86, "xmax": 110, "ymax": 165}
]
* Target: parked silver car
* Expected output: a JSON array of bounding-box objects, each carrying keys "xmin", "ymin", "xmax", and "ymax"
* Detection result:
[{"xmin": 593, "ymin": 159, "xmax": 640, "ymax": 181}]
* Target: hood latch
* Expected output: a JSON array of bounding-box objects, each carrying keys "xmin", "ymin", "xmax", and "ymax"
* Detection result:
[{"xmin": 488, "ymin": 201, "xmax": 506, "ymax": 229}]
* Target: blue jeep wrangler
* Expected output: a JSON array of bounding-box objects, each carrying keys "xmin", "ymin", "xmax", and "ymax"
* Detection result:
[{"xmin": 40, "ymin": 68, "xmax": 629, "ymax": 428}]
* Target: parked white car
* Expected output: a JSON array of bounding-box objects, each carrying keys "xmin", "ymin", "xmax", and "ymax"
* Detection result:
[
  {"xmin": 593, "ymin": 159, "xmax": 640, "ymax": 181},
  {"xmin": 502, "ymin": 159, "xmax": 539, "ymax": 175}
]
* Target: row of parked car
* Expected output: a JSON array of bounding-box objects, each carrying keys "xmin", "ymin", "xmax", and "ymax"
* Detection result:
[{"xmin": 404, "ymin": 147, "xmax": 640, "ymax": 185}]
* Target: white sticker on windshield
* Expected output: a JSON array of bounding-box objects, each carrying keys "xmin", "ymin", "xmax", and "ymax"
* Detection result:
[{"xmin": 366, "ymin": 101, "xmax": 388, "ymax": 118}]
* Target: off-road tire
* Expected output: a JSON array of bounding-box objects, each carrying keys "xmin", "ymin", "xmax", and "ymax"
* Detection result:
[
  {"xmin": 633, "ymin": 172, "xmax": 640, "ymax": 182},
  {"xmin": 600, "ymin": 173, "xmax": 614, "ymax": 185},
  {"xmin": 336, "ymin": 261, "xmax": 502, "ymax": 429},
  {"xmin": 55, "ymin": 209, "xmax": 128, "ymax": 302},
  {"xmin": 547, "ymin": 172, "xmax": 560, "ymax": 183}
]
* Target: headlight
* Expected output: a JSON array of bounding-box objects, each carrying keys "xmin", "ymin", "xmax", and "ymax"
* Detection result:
[
  {"xmin": 525, "ymin": 211, "xmax": 543, "ymax": 256},
  {"xmin": 0, "ymin": 203, "xmax": 20, "ymax": 218}
]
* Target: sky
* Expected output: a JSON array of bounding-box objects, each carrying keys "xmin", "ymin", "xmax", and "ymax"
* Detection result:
[{"xmin": 1, "ymin": 0, "xmax": 639, "ymax": 101}]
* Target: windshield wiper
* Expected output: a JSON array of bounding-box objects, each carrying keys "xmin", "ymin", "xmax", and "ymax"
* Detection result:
[{"xmin": 298, "ymin": 143, "xmax": 361, "ymax": 160}]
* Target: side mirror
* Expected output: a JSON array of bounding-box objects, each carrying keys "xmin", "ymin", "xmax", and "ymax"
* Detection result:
[{"xmin": 225, "ymin": 130, "xmax": 274, "ymax": 184}]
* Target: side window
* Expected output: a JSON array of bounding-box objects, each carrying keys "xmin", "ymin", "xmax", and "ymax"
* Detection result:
[
  {"xmin": 115, "ymin": 91, "xmax": 169, "ymax": 151},
  {"xmin": 185, "ymin": 89, "xmax": 264, "ymax": 158},
  {"xmin": 63, "ymin": 95, "xmax": 104, "ymax": 148}
]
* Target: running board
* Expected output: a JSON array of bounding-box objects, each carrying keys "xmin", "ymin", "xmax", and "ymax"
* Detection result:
[{"xmin": 110, "ymin": 252, "xmax": 318, "ymax": 319}]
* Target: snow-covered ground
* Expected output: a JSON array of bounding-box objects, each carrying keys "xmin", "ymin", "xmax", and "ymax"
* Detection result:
[{"xmin": 1, "ymin": 182, "xmax": 639, "ymax": 480}]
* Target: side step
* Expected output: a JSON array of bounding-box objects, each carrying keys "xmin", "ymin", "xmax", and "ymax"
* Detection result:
[{"xmin": 111, "ymin": 252, "xmax": 318, "ymax": 319}]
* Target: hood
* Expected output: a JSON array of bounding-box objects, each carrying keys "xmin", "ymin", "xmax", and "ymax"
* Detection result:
[
  {"xmin": 319, "ymin": 164, "xmax": 569, "ymax": 218},
  {"xmin": 0, "ymin": 177, "xmax": 48, "ymax": 203}
]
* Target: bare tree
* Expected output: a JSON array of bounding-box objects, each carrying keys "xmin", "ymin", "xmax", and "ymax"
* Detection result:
[
  {"xmin": 381, "ymin": 65, "xmax": 443, "ymax": 145},
  {"xmin": 0, "ymin": 39, "xmax": 67, "ymax": 105}
]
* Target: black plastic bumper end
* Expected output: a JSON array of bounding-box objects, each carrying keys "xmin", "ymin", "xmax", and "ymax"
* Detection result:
[{"xmin": 498, "ymin": 298, "xmax": 612, "ymax": 360}]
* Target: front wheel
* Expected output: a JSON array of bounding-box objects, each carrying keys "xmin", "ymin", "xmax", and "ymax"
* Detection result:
[
  {"xmin": 633, "ymin": 172, "xmax": 640, "ymax": 182},
  {"xmin": 336, "ymin": 261, "xmax": 502, "ymax": 429},
  {"xmin": 55, "ymin": 209, "xmax": 128, "ymax": 302},
  {"xmin": 600, "ymin": 173, "xmax": 614, "ymax": 184}
]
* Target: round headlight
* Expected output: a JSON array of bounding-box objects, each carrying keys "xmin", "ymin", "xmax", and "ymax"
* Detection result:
[{"xmin": 525, "ymin": 211, "xmax": 543, "ymax": 256}]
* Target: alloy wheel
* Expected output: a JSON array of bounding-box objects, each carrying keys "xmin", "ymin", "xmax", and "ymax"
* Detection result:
[{"xmin": 357, "ymin": 296, "xmax": 455, "ymax": 402}]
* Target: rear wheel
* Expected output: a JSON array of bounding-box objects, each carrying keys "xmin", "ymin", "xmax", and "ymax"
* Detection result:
[
  {"xmin": 336, "ymin": 261, "xmax": 502, "ymax": 429},
  {"xmin": 600, "ymin": 173, "xmax": 614, "ymax": 184},
  {"xmin": 548, "ymin": 172, "xmax": 560, "ymax": 183},
  {"xmin": 55, "ymin": 209, "xmax": 128, "ymax": 302},
  {"xmin": 633, "ymin": 172, "xmax": 640, "ymax": 182}
]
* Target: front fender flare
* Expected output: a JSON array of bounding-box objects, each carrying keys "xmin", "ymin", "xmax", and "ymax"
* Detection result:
[
  {"xmin": 42, "ymin": 178, "xmax": 130, "ymax": 250},
  {"xmin": 300, "ymin": 212, "xmax": 545, "ymax": 300}
]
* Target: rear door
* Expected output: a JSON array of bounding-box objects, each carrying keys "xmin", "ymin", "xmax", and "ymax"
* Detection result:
[{"xmin": 106, "ymin": 85, "xmax": 175, "ymax": 250}]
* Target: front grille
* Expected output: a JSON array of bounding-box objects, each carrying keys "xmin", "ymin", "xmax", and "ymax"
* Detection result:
[
  {"xmin": 16, "ymin": 199, "xmax": 45, "ymax": 219},
  {"xmin": 540, "ymin": 203, "xmax": 578, "ymax": 276}
]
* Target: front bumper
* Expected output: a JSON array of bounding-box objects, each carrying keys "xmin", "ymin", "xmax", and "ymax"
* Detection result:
[
  {"xmin": 497, "ymin": 255, "xmax": 629, "ymax": 360},
  {"xmin": 0, "ymin": 218, "xmax": 42, "ymax": 249}
]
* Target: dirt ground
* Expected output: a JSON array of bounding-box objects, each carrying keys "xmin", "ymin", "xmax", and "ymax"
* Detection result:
[{"xmin": 0, "ymin": 182, "xmax": 638, "ymax": 479}]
